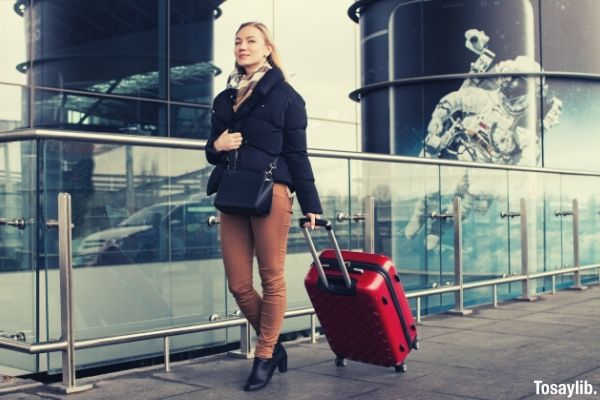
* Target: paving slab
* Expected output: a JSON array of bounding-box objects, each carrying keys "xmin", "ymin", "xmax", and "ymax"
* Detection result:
[
  {"xmin": 2, "ymin": 286, "xmax": 600, "ymax": 400},
  {"xmin": 419, "ymin": 315, "xmax": 497, "ymax": 330},
  {"xmin": 468, "ymin": 319, "xmax": 581, "ymax": 339},
  {"xmin": 515, "ymin": 311, "xmax": 600, "ymax": 328}
]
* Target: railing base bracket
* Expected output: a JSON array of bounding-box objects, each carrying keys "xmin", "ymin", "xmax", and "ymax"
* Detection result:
[
  {"xmin": 228, "ymin": 350, "xmax": 255, "ymax": 359},
  {"xmin": 446, "ymin": 309, "xmax": 473, "ymax": 316},
  {"xmin": 57, "ymin": 383, "xmax": 94, "ymax": 394},
  {"xmin": 567, "ymin": 285, "xmax": 588, "ymax": 291},
  {"xmin": 515, "ymin": 295, "xmax": 540, "ymax": 302}
]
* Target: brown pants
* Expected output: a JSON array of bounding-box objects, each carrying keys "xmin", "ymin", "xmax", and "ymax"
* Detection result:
[{"xmin": 219, "ymin": 183, "xmax": 293, "ymax": 359}]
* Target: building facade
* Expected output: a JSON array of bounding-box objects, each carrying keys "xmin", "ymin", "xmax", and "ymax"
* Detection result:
[{"xmin": 0, "ymin": 0, "xmax": 598, "ymax": 375}]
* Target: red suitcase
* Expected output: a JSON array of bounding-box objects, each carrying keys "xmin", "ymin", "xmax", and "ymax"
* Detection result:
[{"xmin": 300, "ymin": 218, "xmax": 419, "ymax": 372}]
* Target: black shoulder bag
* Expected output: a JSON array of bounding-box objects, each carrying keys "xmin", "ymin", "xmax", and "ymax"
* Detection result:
[{"xmin": 214, "ymin": 148, "xmax": 278, "ymax": 217}]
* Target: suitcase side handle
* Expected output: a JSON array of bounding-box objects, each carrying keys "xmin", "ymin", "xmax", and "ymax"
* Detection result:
[{"xmin": 299, "ymin": 218, "xmax": 352, "ymax": 289}]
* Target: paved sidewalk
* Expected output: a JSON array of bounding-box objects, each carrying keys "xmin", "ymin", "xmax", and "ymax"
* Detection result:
[{"xmin": 2, "ymin": 285, "xmax": 600, "ymax": 400}]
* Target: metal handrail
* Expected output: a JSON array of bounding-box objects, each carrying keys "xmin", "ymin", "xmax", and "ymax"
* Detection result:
[
  {"xmin": 2, "ymin": 128, "xmax": 600, "ymax": 177},
  {"xmin": 349, "ymin": 71, "xmax": 600, "ymax": 101}
]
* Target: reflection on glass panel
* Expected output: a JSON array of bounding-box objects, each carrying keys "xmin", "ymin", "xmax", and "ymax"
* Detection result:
[
  {"xmin": 439, "ymin": 167, "xmax": 508, "ymax": 293},
  {"xmin": 0, "ymin": 140, "xmax": 36, "ymax": 372},
  {"xmin": 0, "ymin": 84, "xmax": 29, "ymax": 132},
  {"xmin": 541, "ymin": 0, "xmax": 600, "ymax": 75},
  {"xmin": 507, "ymin": 171, "xmax": 544, "ymax": 299},
  {"xmin": 169, "ymin": 0, "xmax": 222, "ymax": 104},
  {"xmin": 170, "ymin": 104, "xmax": 211, "ymax": 139},
  {"xmin": 543, "ymin": 79, "xmax": 600, "ymax": 171},
  {"xmin": 389, "ymin": 0, "xmax": 539, "ymax": 78},
  {"xmin": 0, "ymin": 0, "xmax": 28, "ymax": 85},
  {"xmin": 306, "ymin": 119, "xmax": 358, "ymax": 152},
  {"xmin": 41, "ymin": 140, "xmax": 225, "ymax": 368},
  {"xmin": 34, "ymin": 89, "xmax": 167, "ymax": 135},
  {"xmin": 285, "ymin": 157, "xmax": 349, "ymax": 311},
  {"xmin": 212, "ymin": 0, "xmax": 272, "ymax": 93},
  {"xmin": 541, "ymin": 173, "xmax": 562, "ymax": 274},
  {"xmin": 275, "ymin": 1, "xmax": 357, "ymax": 123},
  {"xmin": 31, "ymin": 0, "xmax": 168, "ymax": 98},
  {"xmin": 561, "ymin": 175, "xmax": 600, "ymax": 284},
  {"xmin": 415, "ymin": 77, "xmax": 542, "ymax": 167},
  {"xmin": 351, "ymin": 160, "xmax": 441, "ymax": 313}
]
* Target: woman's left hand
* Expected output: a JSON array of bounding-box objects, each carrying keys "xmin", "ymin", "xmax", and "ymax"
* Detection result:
[{"xmin": 304, "ymin": 213, "xmax": 320, "ymax": 230}]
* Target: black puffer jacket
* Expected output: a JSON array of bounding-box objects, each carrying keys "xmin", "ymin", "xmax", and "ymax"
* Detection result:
[{"xmin": 205, "ymin": 67, "xmax": 322, "ymax": 215}]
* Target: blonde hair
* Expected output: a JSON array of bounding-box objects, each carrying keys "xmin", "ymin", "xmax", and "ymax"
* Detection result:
[{"xmin": 235, "ymin": 22, "xmax": 285, "ymax": 78}]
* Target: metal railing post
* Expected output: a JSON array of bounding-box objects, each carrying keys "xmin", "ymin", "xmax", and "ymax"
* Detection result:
[
  {"xmin": 570, "ymin": 199, "xmax": 587, "ymax": 291},
  {"xmin": 517, "ymin": 198, "xmax": 538, "ymax": 301},
  {"xmin": 310, "ymin": 314, "xmax": 318, "ymax": 344},
  {"xmin": 493, "ymin": 285, "xmax": 498, "ymax": 308},
  {"xmin": 228, "ymin": 320, "xmax": 254, "ymax": 359},
  {"xmin": 57, "ymin": 193, "xmax": 93, "ymax": 394},
  {"xmin": 164, "ymin": 337, "xmax": 171, "ymax": 372},
  {"xmin": 364, "ymin": 196, "xmax": 375, "ymax": 253},
  {"xmin": 448, "ymin": 197, "xmax": 472, "ymax": 316},
  {"xmin": 416, "ymin": 297, "xmax": 422, "ymax": 323}
]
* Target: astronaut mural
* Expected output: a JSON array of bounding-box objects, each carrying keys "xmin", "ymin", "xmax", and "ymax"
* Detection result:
[{"xmin": 404, "ymin": 27, "xmax": 563, "ymax": 251}]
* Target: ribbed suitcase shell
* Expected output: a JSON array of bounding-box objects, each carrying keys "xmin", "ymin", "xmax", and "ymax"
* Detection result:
[{"xmin": 305, "ymin": 249, "xmax": 418, "ymax": 368}]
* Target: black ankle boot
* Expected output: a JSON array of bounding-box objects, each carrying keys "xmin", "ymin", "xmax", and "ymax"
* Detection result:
[{"xmin": 243, "ymin": 345, "xmax": 287, "ymax": 391}]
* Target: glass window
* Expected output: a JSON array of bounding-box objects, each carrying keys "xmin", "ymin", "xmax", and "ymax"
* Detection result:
[
  {"xmin": 169, "ymin": 0, "xmax": 221, "ymax": 104},
  {"xmin": 0, "ymin": 84, "xmax": 29, "ymax": 132},
  {"xmin": 31, "ymin": 0, "xmax": 167, "ymax": 99},
  {"xmin": 0, "ymin": 0, "xmax": 29, "ymax": 85},
  {"xmin": 275, "ymin": 1, "xmax": 358, "ymax": 124},
  {"xmin": 306, "ymin": 119, "xmax": 358, "ymax": 152},
  {"xmin": 541, "ymin": 0, "xmax": 600, "ymax": 74},
  {"xmin": 170, "ymin": 103, "xmax": 211, "ymax": 139},
  {"xmin": 34, "ymin": 89, "xmax": 167, "ymax": 135},
  {"xmin": 542, "ymin": 79, "xmax": 600, "ymax": 172},
  {"xmin": 389, "ymin": 0, "xmax": 540, "ymax": 79},
  {"xmin": 404, "ymin": 77, "xmax": 543, "ymax": 167}
]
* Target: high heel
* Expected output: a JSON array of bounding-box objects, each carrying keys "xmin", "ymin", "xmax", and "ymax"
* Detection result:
[
  {"xmin": 274, "ymin": 343, "xmax": 288, "ymax": 373},
  {"xmin": 277, "ymin": 354, "xmax": 287, "ymax": 373},
  {"xmin": 243, "ymin": 344, "xmax": 287, "ymax": 391}
]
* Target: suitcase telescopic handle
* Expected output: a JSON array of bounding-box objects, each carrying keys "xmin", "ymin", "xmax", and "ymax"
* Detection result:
[{"xmin": 299, "ymin": 218, "xmax": 352, "ymax": 289}]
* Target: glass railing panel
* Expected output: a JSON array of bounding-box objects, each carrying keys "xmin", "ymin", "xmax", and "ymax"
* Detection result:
[
  {"xmin": 279, "ymin": 157, "xmax": 350, "ymax": 335},
  {"xmin": 41, "ymin": 140, "xmax": 226, "ymax": 370},
  {"xmin": 507, "ymin": 171, "xmax": 545, "ymax": 299},
  {"xmin": 440, "ymin": 166, "xmax": 509, "ymax": 308},
  {"xmin": 350, "ymin": 159, "xmax": 441, "ymax": 314},
  {"xmin": 540, "ymin": 173, "xmax": 562, "ymax": 292},
  {"xmin": 562, "ymin": 174, "xmax": 600, "ymax": 285},
  {"xmin": 0, "ymin": 140, "xmax": 37, "ymax": 373}
]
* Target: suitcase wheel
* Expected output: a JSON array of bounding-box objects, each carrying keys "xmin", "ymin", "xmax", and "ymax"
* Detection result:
[
  {"xmin": 413, "ymin": 339, "xmax": 420, "ymax": 350},
  {"xmin": 334, "ymin": 357, "xmax": 346, "ymax": 367},
  {"xmin": 394, "ymin": 363, "xmax": 407, "ymax": 373}
]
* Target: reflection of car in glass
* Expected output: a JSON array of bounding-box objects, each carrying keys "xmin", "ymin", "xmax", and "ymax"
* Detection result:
[{"xmin": 73, "ymin": 200, "xmax": 219, "ymax": 266}]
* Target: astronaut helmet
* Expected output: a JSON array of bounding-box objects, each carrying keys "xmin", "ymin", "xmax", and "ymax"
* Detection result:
[{"xmin": 499, "ymin": 76, "xmax": 529, "ymax": 116}]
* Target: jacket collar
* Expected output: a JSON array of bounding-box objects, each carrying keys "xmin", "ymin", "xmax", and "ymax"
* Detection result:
[{"xmin": 229, "ymin": 68, "xmax": 285, "ymax": 120}]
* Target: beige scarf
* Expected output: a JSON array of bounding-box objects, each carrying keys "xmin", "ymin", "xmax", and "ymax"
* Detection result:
[{"xmin": 227, "ymin": 61, "xmax": 272, "ymax": 112}]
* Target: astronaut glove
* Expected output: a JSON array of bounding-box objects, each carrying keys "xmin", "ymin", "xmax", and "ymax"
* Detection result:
[{"xmin": 543, "ymin": 97, "xmax": 562, "ymax": 130}]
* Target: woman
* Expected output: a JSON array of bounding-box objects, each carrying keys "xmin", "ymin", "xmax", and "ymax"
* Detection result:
[{"xmin": 205, "ymin": 22, "xmax": 322, "ymax": 391}]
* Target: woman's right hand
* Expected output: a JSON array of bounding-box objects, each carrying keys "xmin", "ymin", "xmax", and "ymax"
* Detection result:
[{"xmin": 213, "ymin": 129, "xmax": 243, "ymax": 152}]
